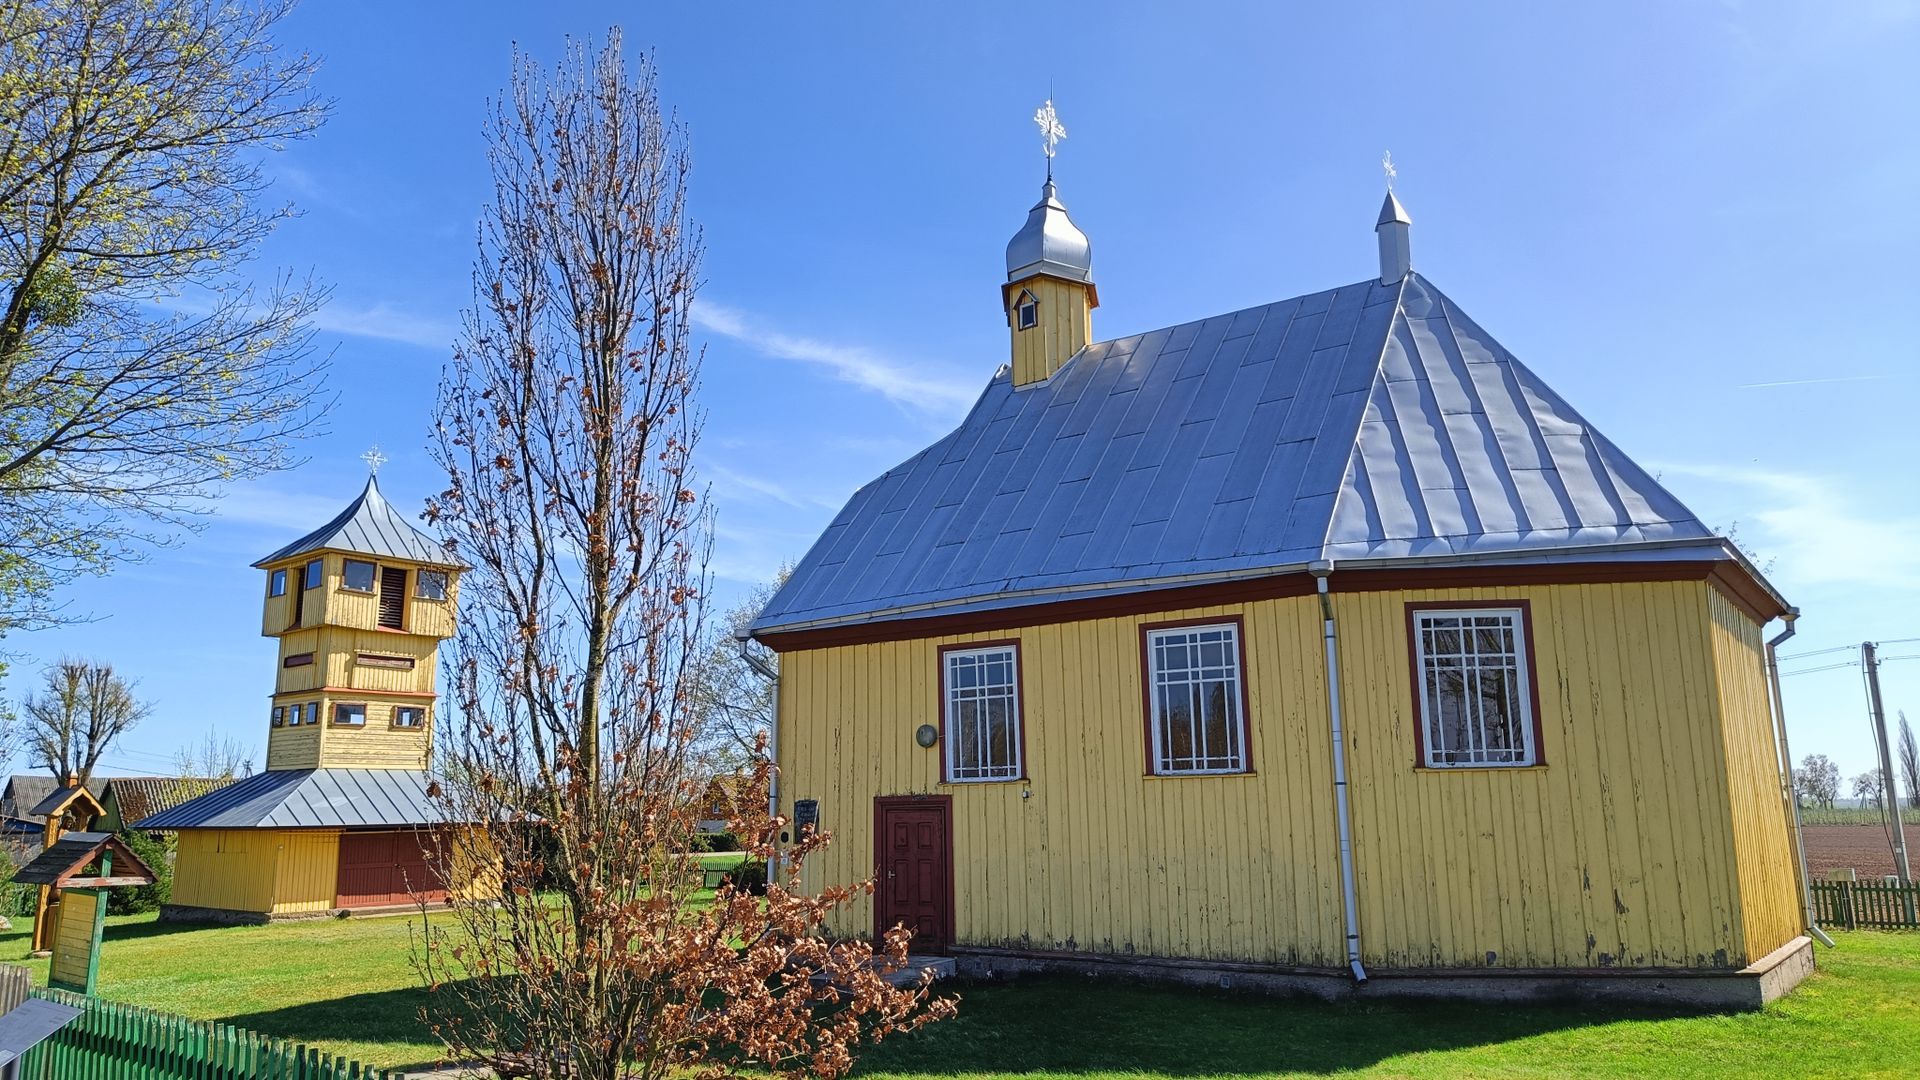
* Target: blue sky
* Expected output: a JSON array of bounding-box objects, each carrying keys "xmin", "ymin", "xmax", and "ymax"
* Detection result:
[{"xmin": 11, "ymin": 1, "xmax": 1920, "ymax": 786}]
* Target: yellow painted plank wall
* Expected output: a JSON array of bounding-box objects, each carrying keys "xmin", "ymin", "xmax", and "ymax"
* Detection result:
[
  {"xmin": 780, "ymin": 579, "xmax": 1774, "ymax": 970},
  {"xmin": 783, "ymin": 598, "xmax": 1347, "ymax": 966},
  {"xmin": 321, "ymin": 629, "xmax": 439, "ymax": 695},
  {"xmin": 1335, "ymin": 582, "xmax": 1748, "ymax": 969},
  {"xmin": 172, "ymin": 830, "xmax": 279, "ymax": 912},
  {"xmin": 271, "ymin": 830, "xmax": 342, "ymax": 913},
  {"xmin": 267, "ymin": 724, "xmax": 323, "ymax": 770},
  {"xmin": 1706, "ymin": 589, "xmax": 1803, "ymax": 957},
  {"xmin": 1010, "ymin": 275, "xmax": 1092, "ymax": 387},
  {"xmin": 49, "ymin": 890, "xmax": 99, "ymax": 986},
  {"xmin": 318, "ymin": 697, "xmax": 433, "ymax": 768}
]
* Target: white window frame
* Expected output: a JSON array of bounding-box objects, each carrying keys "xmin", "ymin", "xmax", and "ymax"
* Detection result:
[
  {"xmin": 1144, "ymin": 621, "xmax": 1249, "ymax": 775},
  {"xmin": 1412, "ymin": 606, "xmax": 1538, "ymax": 768},
  {"xmin": 942, "ymin": 644, "xmax": 1023, "ymax": 782}
]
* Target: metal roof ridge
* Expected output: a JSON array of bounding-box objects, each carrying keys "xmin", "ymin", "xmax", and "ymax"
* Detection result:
[{"xmin": 1318, "ymin": 275, "xmax": 1412, "ymax": 563}]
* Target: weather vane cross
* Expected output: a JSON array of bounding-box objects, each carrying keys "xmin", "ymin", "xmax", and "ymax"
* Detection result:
[
  {"xmin": 1382, "ymin": 150, "xmax": 1397, "ymax": 192},
  {"xmin": 360, "ymin": 445, "xmax": 387, "ymax": 475},
  {"xmin": 1034, "ymin": 98, "xmax": 1067, "ymax": 162}
]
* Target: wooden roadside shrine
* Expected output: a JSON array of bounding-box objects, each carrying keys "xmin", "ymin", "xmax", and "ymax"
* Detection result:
[
  {"xmin": 23, "ymin": 777, "xmax": 106, "ymax": 956},
  {"xmin": 9, "ymin": 832, "xmax": 155, "ymax": 994}
]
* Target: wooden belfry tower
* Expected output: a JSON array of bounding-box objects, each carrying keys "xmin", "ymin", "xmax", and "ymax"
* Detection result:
[{"xmin": 139, "ymin": 457, "xmax": 472, "ymax": 921}]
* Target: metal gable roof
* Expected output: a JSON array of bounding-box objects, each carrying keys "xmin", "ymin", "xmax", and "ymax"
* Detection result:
[
  {"xmin": 131, "ymin": 768, "xmax": 444, "ymax": 830},
  {"xmin": 253, "ymin": 476, "xmax": 461, "ymax": 569},
  {"xmin": 750, "ymin": 272, "xmax": 1734, "ymax": 638}
]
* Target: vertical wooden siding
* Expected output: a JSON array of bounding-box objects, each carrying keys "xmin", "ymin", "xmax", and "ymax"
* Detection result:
[
  {"xmin": 171, "ymin": 831, "xmax": 278, "ymax": 912},
  {"xmin": 780, "ymin": 579, "xmax": 1788, "ymax": 969},
  {"xmin": 1335, "ymin": 581, "xmax": 1748, "ymax": 969},
  {"xmin": 271, "ymin": 830, "xmax": 341, "ymax": 913},
  {"xmin": 1010, "ymin": 275, "xmax": 1093, "ymax": 387},
  {"xmin": 48, "ymin": 890, "xmax": 98, "ymax": 987},
  {"xmin": 1706, "ymin": 589, "xmax": 1803, "ymax": 957}
]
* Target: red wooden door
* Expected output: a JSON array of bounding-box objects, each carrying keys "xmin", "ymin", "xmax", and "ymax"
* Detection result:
[
  {"xmin": 873, "ymin": 797, "xmax": 952, "ymax": 953},
  {"xmin": 336, "ymin": 829, "xmax": 448, "ymax": 907}
]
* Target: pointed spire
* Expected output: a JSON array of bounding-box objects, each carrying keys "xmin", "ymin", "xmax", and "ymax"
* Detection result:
[{"xmin": 1375, "ymin": 191, "xmax": 1412, "ymax": 284}]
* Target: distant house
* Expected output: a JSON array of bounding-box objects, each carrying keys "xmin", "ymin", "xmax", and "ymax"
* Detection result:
[
  {"xmin": 747, "ymin": 173, "xmax": 1813, "ymax": 1007},
  {"xmin": 98, "ymin": 778, "xmax": 239, "ymax": 835},
  {"xmin": 0, "ymin": 776, "xmax": 108, "ymax": 825}
]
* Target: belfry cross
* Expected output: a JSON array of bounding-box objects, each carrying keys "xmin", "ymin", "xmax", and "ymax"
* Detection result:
[
  {"xmin": 1382, "ymin": 150, "xmax": 1397, "ymax": 192},
  {"xmin": 360, "ymin": 445, "xmax": 387, "ymax": 475},
  {"xmin": 1034, "ymin": 98, "xmax": 1066, "ymax": 163}
]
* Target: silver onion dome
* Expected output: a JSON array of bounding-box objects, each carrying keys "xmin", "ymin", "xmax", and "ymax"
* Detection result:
[{"xmin": 1005, "ymin": 178, "xmax": 1093, "ymax": 283}]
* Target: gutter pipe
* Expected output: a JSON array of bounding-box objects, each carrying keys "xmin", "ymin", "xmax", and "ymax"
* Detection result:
[
  {"xmin": 1309, "ymin": 560, "xmax": 1368, "ymax": 982},
  {"xmin": 1764, "ymin": 609, "xmax": 1834, "ymax": 948},
  {"xmin": 740, "ymin": 640, "xmax": 782, "ymax": 877}
]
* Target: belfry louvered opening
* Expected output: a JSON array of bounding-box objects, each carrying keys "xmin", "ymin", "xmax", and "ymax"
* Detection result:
[{"xmin": 379, "ymin": 566, "xmax": 407, "ymax": 630}]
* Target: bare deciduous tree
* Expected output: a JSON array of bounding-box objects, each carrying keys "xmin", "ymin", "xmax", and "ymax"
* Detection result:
[
  {"xmin": 20, "ymin": 657, "xmax": 150, "ymax": 786},
  {"xmin": 0, "ymin": 0, "xmax": 332, "ymax": 644},
  {"xmin": 172, "ymin": 728, "xmax": 254, "ymax": 779},
  {"xmin": 687, "ymin": 570, "xmax": 787, "ymax": 771},
  {"xmin": 417, "ymin": 35, "xmax": 950, "ymax": 1080},
  {"xmin": 1797, "ymin": 753, "xmax": 1839, "ymax": 810},
  {"xmin": 1851, "ymin": 770, "xmax": 1884, "ymax": 807}
]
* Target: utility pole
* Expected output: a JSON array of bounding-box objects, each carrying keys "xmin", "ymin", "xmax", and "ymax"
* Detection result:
[{"xmin": 1862, "ymin": 641, "xmax": 1913, "ymax": 885}]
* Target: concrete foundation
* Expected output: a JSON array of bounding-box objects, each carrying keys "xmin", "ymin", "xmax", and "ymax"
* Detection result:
[
  {"xmin": 158, "ymin": 900, "xmax": 453, "ymax": 925},
  {"xmin": 951, "ymin": 935, "xmax": 1815, "ymax": 1011}
]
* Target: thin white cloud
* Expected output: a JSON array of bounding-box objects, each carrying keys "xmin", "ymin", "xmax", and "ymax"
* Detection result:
[
  {"xmin": 1736, "ymin": 374, "xmax": 1891, "ymax": 390},
  {"xmin": 214, "ymin": 489, "xmax": 366, "ymax": 534},
  {"xmin": 313, "ymin": 302, "xmax": 456, "ymax": 351},
  {"xmin": 693, "ymin": 299, "xmax": 978, "ymax": 414},
  {"xmin": 1659, "ymin": 463, "xmax": 1920, "ymax": 591},
  {"xmin": 706, "ymin": 463, "xmax": 839, "ymax": 512}
]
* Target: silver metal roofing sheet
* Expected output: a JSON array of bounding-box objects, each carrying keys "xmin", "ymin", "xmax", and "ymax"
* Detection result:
[
  {"xmin": 751, "ymin": 273, "xmax": 1723, "ymax": 636},
  {"xmin": 131, "ymin": 768, "xmax": 444, "ymax": 829},
  {"xmin": 253, "ymin": 476, "xmax": 461, "ymax": 569}
]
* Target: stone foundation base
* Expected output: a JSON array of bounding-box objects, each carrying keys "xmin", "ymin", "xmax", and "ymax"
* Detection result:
[
  {"xmin": 158, "ymin": 900, "xmax": 454, "ymax": 926},
  {"xmin": 951, "ymin": 935, "xmax": 1814, "ymax": 1011}
]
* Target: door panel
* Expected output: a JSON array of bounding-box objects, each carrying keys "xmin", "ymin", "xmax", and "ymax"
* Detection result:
[
  {"xmin": 873, "ymin": 797, "xmax": 952, "ymax": 953},
  {"xmin": 335, "ymin": 829, "xmax": 449, "ymax": 907}
]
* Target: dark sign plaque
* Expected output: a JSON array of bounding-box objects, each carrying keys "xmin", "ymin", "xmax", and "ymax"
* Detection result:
[{"xmin": 793, "ymin": 799, "xmax": 820, "ymax": 839}]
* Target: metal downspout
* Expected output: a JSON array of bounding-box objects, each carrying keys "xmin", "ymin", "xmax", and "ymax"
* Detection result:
[
  {"xmin": 1309, "ymin": 560, "xmax": 1368, "ymax": 982},
  {"xmin": 1765, "ymin": 610, "xmax": 1834, "ymax": 948}
]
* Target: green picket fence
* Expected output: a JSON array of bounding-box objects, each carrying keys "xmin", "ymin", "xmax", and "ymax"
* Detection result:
[
  {"xmin": 1810, "ymin": 879, "xmax": 1920, "ymax": 930},
  {"xmin": 13, "ymin": 985, "xmax": 408, "ymax": 1080}
]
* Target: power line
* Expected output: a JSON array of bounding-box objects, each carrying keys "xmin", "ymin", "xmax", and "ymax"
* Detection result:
[
  {"xmin": 1780, "ymin": 661, "xmax": 1862, "ymax": 677},
  {"xmin": 1779, "ymin": 644, "xmax": 1863, "ymax": 662}
]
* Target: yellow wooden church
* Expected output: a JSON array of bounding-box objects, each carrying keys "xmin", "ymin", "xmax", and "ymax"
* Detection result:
[
  {"xmin": 141, "ymin": 473, "xmax": 472, "ymax": 921},
  {"xmin": 748, "ymin": 144, "xmax": 1815, "ymax": 1006}
]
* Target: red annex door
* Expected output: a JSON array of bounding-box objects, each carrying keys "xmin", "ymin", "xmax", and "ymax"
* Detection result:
[
  {"xmin": 873, "ymin": 796, "xmax": 953, "ymax": 954},
  {"xmin": 335, "ymin": 829, "xmax": 448, "ymax": 908}
]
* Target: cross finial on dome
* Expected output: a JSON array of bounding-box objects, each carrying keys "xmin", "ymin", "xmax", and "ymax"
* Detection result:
[
  {"xmin": 360, "ymin": 444, "xmax": 387, "ymax": 475},
  {"xmin": 1034, "ymin": 98, "xmax": 1066, "ymax": 179}
]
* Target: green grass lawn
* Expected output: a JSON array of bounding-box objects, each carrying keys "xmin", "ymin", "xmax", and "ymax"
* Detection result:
[{"xmin": 4, "ymin": 912, "xmax": 1915, "ymax": 1076}]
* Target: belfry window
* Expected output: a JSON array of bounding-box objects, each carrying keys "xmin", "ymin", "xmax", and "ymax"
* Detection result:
[{"xmin": 1015, "ymin": 290, "xmax": 1038, "ymax": 330}]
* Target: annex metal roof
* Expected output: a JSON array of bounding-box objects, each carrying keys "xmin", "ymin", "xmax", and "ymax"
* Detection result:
[
  {"xmin": 131, "ymin": 768, "xmax": 443, "ymax": 830},
  {"xmin": 253, "ymin": 475, "xmax": 461, "ymax": 569},
  {"xmin": 751, "ymin": 273, "xmax": 1751, "ymax": 637}
]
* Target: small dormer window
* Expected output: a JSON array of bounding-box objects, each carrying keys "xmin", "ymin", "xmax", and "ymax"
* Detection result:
[
  {"xmin": 303, "ymin": 558, "xmax": 323, "ymax": 589},
  {"xmin": 269, "ymin": 569, "xmax": 287, "ymax": 597},
  {"xmin": 1016, "ymin": 291, "xmax": 1039, "ymax": 330}
]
